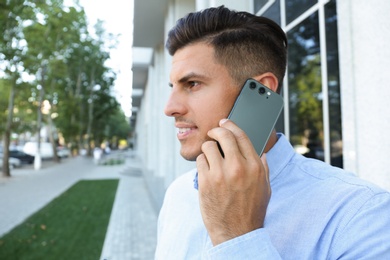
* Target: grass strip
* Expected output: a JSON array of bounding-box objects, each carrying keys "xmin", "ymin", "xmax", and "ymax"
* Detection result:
[{"xmin": 0, "ymin": 179, "xmax": 119, "ymax": 260}]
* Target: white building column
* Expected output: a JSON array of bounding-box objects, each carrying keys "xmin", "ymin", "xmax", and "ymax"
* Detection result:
[{"xmin": 338, "ymin": 0, "xmax": 390, "ymax": 190}]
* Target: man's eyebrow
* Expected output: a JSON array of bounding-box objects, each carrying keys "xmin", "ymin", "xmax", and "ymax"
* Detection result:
[{"xmin": 168, "ymin": 72, "xmax": 209, "ymax": 87}]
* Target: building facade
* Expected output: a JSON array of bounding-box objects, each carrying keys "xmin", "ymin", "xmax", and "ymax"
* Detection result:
[{"xmin": 132, "ymin": 0, "xmax": 390, "ymax": 210}]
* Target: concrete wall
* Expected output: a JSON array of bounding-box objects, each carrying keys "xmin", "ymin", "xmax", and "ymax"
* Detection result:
[{"xmin": 338, "ymin": 0, "xmax": 390, "ymax": 190}]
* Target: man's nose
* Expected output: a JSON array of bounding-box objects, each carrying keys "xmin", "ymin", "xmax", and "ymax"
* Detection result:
[{"xmin": 164, "ymin": 89, "xmax": 186, "ymax": 117}]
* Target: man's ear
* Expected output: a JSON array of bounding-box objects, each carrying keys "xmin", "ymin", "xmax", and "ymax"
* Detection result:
[{"xmin": 252, "ymin": 73, "xmax": 279, "ymax": 93}]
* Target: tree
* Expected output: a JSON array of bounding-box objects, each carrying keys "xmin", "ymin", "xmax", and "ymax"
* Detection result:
[
  {"xmin": 53, "ymin": 19, "xmax": 118, "ymax": 155},
  {"xmin": 22, "ymin": 1, "xmax": 90, "ymax": 163},
  {"xmin": 0, "ymin": 1, "xmax": 38, "ymax": 177},
  {"xmin": 287, "ymin": 11, "xmax": 324, "ymax": 149},
  {"xmin": 1, "ymin": 0, "xmax": 129, "ymax": 177}
]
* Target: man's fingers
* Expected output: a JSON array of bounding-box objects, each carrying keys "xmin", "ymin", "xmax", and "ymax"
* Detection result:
[
  {"xmin": 207, "ymin": 127, "xmax": 240, "ymax": 159},
  {"xmin": 196, "ymin": 153, "xmax": 209, "ymax": 172},
  {"xmin": 200, "ymin": 140, "xmax": 224, "ymax": 168},
  {"xmin": 260, "ymin": 153, "xmax": 270, "ymax": 184},
  {"xmin": 218, "ymin": 119, "xmax": 258, "ymax": 159}
]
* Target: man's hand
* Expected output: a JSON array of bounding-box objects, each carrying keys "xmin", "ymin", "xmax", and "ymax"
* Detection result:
[{"xmin": 196, "ymin": 119, "xmax": 271, "ymax": 246}]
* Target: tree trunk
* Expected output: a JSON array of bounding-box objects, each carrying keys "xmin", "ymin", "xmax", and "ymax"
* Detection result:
[
  {"xmin": 47, "ymin": 73, "xmax": 60, "ymax": 163},
  {"xmin": 2, "ymin": 76, "xmax": 16, "ymax": 177},
  {"xmin": 2, "ymin": 131, "xmax": 11, "ymax": 177},
  {"xmin": 47, "ymin": 114, "xmax": 60, "ymax": 163},
  {"xmin": 86, "ymin": 68, "xmax": 96, "ymax": 157}
]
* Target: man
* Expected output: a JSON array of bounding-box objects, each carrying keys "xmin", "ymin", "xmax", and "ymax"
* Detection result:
[{"xmin": 155, "ymin": 6, "xmax": 390, "ymax": 259}]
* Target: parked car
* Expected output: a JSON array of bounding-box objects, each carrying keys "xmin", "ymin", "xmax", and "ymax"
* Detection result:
[
  {"xmin": 23, "ymin": 142, "xmax": 54, "ymax": 159},
  {"xmin": 57, "ymin": 146, "xmax": 71, "ymax": 158},
  {"xmin": 0, "ymin": 154, "xmax": 22, "ymax": 169},
  {"xmin": 8, "ymin": 150, "xmax": 35, "ymax": 164}
]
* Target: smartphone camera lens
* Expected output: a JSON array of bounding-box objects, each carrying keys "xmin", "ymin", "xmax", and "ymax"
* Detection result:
[
  {"xmin": 259, "ymin": 87, "xmax": 266, "ymax": 95},
  {"xmin": 249, "ymin": 82, "xmax": 256, "ymax": 89}
]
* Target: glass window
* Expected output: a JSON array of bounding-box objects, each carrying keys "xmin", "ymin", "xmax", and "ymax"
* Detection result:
[
  {"xmin": 285, "ymin": 0, "xmax": 317, "ymax": 24},
  {"xmin": 254, "ymin": 0, "xmax": 271, "ymax": 12},
  {"xmin": 261, "ymin": 0, "xmax": 281, "ymax": 26},
  {"xmin": 256, "ymin": 0, "xmax": 343, "ymax": 167},
  {"xmin": 325, "ymin": 0, "xmax": 343, "ymax": 168},
  {"xmin": 287, "ymin": 12, "xmax": 324, "ymax": 162}
]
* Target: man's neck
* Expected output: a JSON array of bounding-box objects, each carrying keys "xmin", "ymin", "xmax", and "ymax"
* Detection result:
[{"xmin": 264, "ymin": 130, "xmax": 278, "ymax": 154}]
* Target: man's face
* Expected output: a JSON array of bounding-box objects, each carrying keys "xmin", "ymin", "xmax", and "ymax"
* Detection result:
[{"xmin": 165, "ymin": 42, "xmax": 241, "ymax": 161}]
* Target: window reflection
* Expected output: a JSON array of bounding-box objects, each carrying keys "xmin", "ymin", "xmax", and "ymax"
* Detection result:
[
  {"xmin": 285, "ymin": 0, "xmax": 317, "ymax": 24},
  {"xmin": 325, "ymin": 0, "xmax": 343, "ymax": 168},
  {"xmin": 261, "ymin": 0, "xmax": 281, "ymax": 26},
  {"xmin": 288, "ymin": 12, "xmax": 324, "ymax": 162},
  {"xmin": 259, "ymin": 0, "xmax": 343, "ymax": 167},
  {"xmin": 254, "ymin": 0, "xmax": 271, "ymax": 12}
]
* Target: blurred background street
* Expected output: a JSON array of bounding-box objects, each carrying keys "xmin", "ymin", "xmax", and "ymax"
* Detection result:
[{"xmin": 0, "ymin": 151, "xmax": 157, "ymax": 259}]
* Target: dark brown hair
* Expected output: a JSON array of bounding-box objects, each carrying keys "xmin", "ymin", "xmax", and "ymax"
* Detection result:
[{"xmin": 166, "ymin": 5, "xmax": 288, "ymax": 92}]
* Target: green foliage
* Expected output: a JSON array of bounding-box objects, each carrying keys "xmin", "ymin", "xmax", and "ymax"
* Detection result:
[
  {"xmin": 0, "ymin": 78, "xmax": 36, "ymax": 135},
  {"xmin": 91, "ymin": 98, "xmax": 131, "ymax": 145},
  {"xmin": 0, "ymin": 79, "xmax": 9, "ymax": 133},
  {"xmin": 287, "ymin": 12, "xmax": 324, "ymax": 147},
  {"xmin": 107, "ymin": 109, "xmax": 132, "ymax": 141},
  {"xmin": 0, "ymin": 179, "xmax": 119, "ymax": 259},
  {"xmin": 101, "ymin": 158, "xmax": 125, "ymax": 166},
  {"xmin": 0, "ymin": 0, "xmax": 131, "ymax": 151}
]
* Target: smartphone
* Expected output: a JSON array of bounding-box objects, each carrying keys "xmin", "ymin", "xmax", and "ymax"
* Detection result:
[{"xmin": 227, "ymin": 78, "xmax": 284, "ymax": 156}]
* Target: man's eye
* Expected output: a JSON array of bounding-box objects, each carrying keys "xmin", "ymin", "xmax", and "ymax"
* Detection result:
[{"xmin": 188, "ymin": 81, "xmax": 199, "ymax": 88}]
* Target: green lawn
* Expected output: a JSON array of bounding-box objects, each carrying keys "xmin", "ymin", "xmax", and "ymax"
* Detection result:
[{"xmin": 0, "ymin": 179, "xmax": 119, "ymax": 260}]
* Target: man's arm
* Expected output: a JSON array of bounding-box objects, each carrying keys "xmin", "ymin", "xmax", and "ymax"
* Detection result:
[
  {"xmin": 330, "ymin": 192, "xmax": 390, "ymax": 259},
  {"xmin": 203, "ymin": 228, "xmax": 282, "ymax": 259}
]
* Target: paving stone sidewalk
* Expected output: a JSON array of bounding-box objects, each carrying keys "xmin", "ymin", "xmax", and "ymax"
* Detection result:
[{"xmin": 0, "ymin": 152, "xmax": 158, "ymax": 260}]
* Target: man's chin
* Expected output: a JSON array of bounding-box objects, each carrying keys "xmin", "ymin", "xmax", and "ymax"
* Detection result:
[{"xmin": 180, "ymin": 149, "xmax": 201, "ymax": 162}]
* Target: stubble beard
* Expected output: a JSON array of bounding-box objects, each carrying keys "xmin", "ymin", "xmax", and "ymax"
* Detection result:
[
  {"xmin": 180, "ymin": 143, "xmax": 202, "ymax": 162},
  {"xmin": 180, "ymin": 135, "xmax": 211, "ymax": 162}
]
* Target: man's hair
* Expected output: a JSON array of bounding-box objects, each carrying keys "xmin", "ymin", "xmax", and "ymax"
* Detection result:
[{"xmin": 166, "ymin": 6, "xmax": 288, "ymax": 92}]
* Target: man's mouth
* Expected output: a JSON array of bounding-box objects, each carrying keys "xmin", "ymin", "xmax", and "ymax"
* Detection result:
[
  {"xmin": 176, "ymin": 124, "xmax": 197, "ymax": 140},
  {"xmin": 178, "ymin": 127, "xmax": 193, "ymax": 134}
]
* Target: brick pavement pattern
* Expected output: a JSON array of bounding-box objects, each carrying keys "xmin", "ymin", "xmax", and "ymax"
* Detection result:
[{"xmin": 0, "ymin": 152, "xmax": 158, "ymax": 260}]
